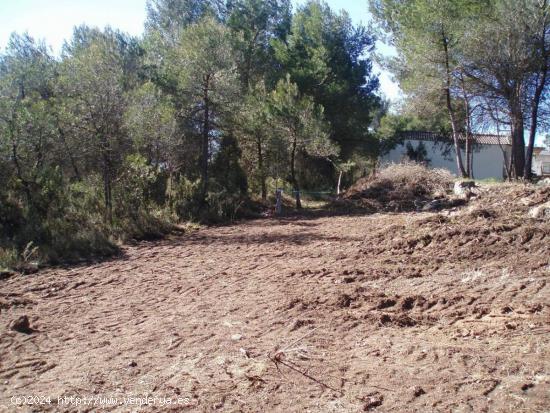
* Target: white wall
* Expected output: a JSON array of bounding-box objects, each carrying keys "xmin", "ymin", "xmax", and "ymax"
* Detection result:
[
  {"xmin": 532, "ymin": 153, "xmax": 550, "ymax": 176},
  {"xmin": 381, "ymin": 140, "xmax": 511, "ymax": 179}
]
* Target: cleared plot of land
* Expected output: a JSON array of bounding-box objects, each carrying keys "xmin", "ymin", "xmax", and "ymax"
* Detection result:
[{"xmin": 1, "ymin": 187, "xmax": 549, "ymax": 412}]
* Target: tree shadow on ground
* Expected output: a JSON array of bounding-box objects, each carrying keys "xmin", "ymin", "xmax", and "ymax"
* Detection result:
[{"xmin": 168, "ymin": 229, "xmax": 364, "ymax": 247}]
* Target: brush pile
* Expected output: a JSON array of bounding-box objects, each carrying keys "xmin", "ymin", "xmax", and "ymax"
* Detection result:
[{"xmin": 339, "ymin": 163, "xmax": 457, "ymax": 212}]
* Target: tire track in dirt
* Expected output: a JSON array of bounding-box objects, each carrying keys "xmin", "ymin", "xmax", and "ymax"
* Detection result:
[{"xmin": 0, "ymin": 209, "xmax": 548, "ymax": 412}]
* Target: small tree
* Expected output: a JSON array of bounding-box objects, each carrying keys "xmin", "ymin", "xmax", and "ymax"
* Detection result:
[
  {"xmin": 58, "ymin": 27, "xmax": 138, "ymax": 222},
  {"xmin": 370, "ymin": 0, "xmax": 474, "ymax": 177},
  {"xmin": 168, "ymin": 17, "xmax": 240, "ymax": 206},
  {"xmin": 125, "ymin": 81, "xmax": 177, "ymax": 168},
  {"xmin": 236, "ymin": 83, "xmax": 274, "ymax": 200},
  {"xmin": 268, "ymin": 75, "xmax": 338, "ymax": 208},
  {"xmin": 227, "ymin": 0, "xmax": 292, "ymax": 91},
  {"xmin": 334, "ymin": 160, "xmax": 355, "ymax": 195},
  {"xmin": 273, "ymin": 0, "xmax": 380, "ymax": 165},
  {"xmin": 0, "ymin": 33, "xmax": 58, "ymax": 213}
]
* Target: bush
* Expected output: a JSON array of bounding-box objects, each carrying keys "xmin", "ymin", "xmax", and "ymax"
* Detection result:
[
  {"xmin": 113, "ymin": 208, "xmax": 175, "ymax": 241},
  {"xmin": 210, "ymin": 135, "xmax": 248, "ymax": 196},
  {"xmin": 0, "ymin": 195, "xmax": 24, "ymax": 240},
  {"xmin": 204, "ymin": 190, "xmax": 245, "ymax": 222},
  {"xmin": 0, "ymin": 173, "xmax": 115, "ymax": 270},
  {"xmin": 40, "ymin": 215, "xmax": 117, "ymax": 264},
  {"xmin": 169, "ymin": 177, "xmax": 247, "ymax": 223},
  {"xmin": 0, "ymin": 247, "xmax": 19, "ymax": 272},
  {"xmin": 170, "ymin": 177, "xmax": 203, "ymax": 220},
  {"xmin": 0, "ymin": 152, "xmax": 257, "ymax": 271},
  {"xmin": 111, "ymin": 155, "xmax": 175, "ymax": 240},
  {"xmin": 114, "ymin": 155, "xmax": 158, "ymax": 220}
]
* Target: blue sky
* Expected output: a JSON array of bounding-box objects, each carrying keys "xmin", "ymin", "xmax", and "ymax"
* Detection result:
[
  {"xmin": 0, "ymin": 0, "xmax": 146, "ymax": 51},
  {"xmin": 0, "ymin": 0, "xmax": 401, "ymax": 102}
]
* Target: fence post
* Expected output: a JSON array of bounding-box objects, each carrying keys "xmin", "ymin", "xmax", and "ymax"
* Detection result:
[{"xmin": 275, "ymin": 189, "xmax": 283, "ymax": 215}]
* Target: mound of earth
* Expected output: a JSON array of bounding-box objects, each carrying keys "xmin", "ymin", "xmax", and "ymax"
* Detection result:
[
  {"xmin": 0, "ymin": 182, "xmax": 548, "ymax": 412},
  {"xmin": 338, "ymin": 163, "xmax": 459, "ymax": 212},
  {"xmin": 383, "ymin": 183, "xmax": 550, "ymax": 263}
]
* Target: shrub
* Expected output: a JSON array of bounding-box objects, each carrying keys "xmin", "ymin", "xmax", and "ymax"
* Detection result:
[
  {"xmin": 205, "ymin": 190, "xmax": 245, "ymax": 222},
  {"xmin": 109, "ymin": 155, "xmax": 175, "ymax": 240},
  {"xmin": 170, "ymin": 177, "xmax": 203, "ymax": 220},
  {"xmin": 0, "ymin": 195, "xmax": 24, "ymax": 240},
  {"xmin": 114, "ymin": 154, "xmax": 158, "ymax": 220},
  {"xmin": 0, "ymin": 247, "xmax": 19, "ymax": 272}
]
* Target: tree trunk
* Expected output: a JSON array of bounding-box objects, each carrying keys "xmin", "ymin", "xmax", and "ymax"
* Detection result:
[
  {"xmin": 290, "ymin": 135, "xmax": 301, "ymax": 209},
  {"xmin": 336, "ymin": 170, "xmax": 343, "ymax": 195},
  {"xmin": 447, "ymin": 100, "xmax": 467, "ymax": 178},
  {"xmin": 509, "ymin": 98, "xmax": 525, "ymax": 179},
  {"xmin": 242, "ymin": 31, "xmax": 259, "ymax": 92},
  {"xmin": 502, "ymin": 150, "xmax": 512, "ymax": 180},
  {"xmin": 524, "ymin": 117, "xmax": 538, "ymax": 179},
  {"xmin": 469, "ymin": 146, "xmax": 475, "ymax": 179},
  {"xmin": 442, "ymin": 33, "xmax": 467, "ymax": 178},
  {"xmin": 103, "ymin": 168, "xmax": 112, "ymax": 224},
  {"xmin": 257, "ymin": 136, "xmax": 267, "ymax": 200},
  {"xmin": 524, "ymin": 0, "xmax": 548, "ymax": 179},
  {"xmin": 10, "ymin": 137, "xmax": 32, "ymax": 206},
  {"xmin": 58, "ymin": 125, "xmax": 81, "ymax": 180},
  {"xmin": 465, "ymin": 132, "xmax": 473, "ymax": 179},
  {"xmin": 460, "ymin": 74, "xmax": 473, "ymax": 178},
  {"xmin": 493, "ymin": 104, "xmax": 512, "ymax": 180},
  {"xmin": 99, "ymin": 132, "xmax": 112, "ymax": 224},
  {"xmin": 465, "ymin": 137, "xmax": 471, "ymax": 177},
  {"xmin": 8, "ymin": 99, "xmax": 33, "ymax": 206},
  {"xmin": 200, "ymin": 74, "xmax": 211, "ymax": 206}
]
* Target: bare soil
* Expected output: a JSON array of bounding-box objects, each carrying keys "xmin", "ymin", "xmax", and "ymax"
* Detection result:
[{"xmin": 1, "ymin": 184, "xmax": 549, "ymax": 412}]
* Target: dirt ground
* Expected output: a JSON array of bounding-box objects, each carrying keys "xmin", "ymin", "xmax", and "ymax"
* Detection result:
[{"xmin": 1, "ymin": 185, "xmax": 549, "ymax": 412}]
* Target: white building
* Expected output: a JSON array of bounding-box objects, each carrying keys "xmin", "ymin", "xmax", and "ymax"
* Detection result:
[
  {"xmin": 380, "ymin": 131, "xmax": 512, "ymax": 180},
  {"xmin": 532, "ymin": 148, "xmax": 550, "ymax": 177}
]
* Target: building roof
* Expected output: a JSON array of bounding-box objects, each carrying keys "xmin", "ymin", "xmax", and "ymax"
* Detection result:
[{"xmin": 399, "ymin": 131, "xmax": 512, "ymax": 146}]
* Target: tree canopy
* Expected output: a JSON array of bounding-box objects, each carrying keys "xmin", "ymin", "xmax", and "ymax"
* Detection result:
[
  {"xmin": 370, "ymin": 0, "xmax": 550, "ymax": 179},
  {"xmin": 0, "ymin": 0, "xmax": 381, "ymax": 268}
]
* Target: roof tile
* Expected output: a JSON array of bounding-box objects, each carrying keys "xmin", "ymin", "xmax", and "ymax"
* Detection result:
[{"xmin": 399, "ymin": 131, "xmax": 512, "ymax": 146}]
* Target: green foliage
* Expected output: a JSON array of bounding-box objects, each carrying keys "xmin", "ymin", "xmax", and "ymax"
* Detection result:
[
  {"xmin": 370, "ymin": 0, "xmax": 550, "ymax": 179},
  {"xmin": 160, "ymin": 16, "xmax": 241, "ymax": 204},
  {"xmin": 267, "ymin": 75, "xmax": 338, "ymax": 207},
  {"xmin": 235, "ymin": 83, "xmax": 272, "ymax": 197},
  {"xmin": 175, "ymin": 17, "xmax": 237, "ymax": 85},
  {"xmin": 273, "ymin": 1, "xmax": 380, "ymax": 159},
  {"xmin": 169, "ymin": 174, "xmax": 247, "ymax": 223},
  {"xmin": 205, "ymin": 190, "xmax": 246, "ymax": 222},
  {"xmin": 145, "ymin": 0, "xmax": 225, "ymax": 41},
  {"xmin": 125, "ymin": 81, "xmax": 176, "ymax": 165},
  {"xmin": 115, "ymin": 155, "xmax": 159, "ymax": 216},
  {"xmin": 0, "ymin": 0, "xmax": 384, "ymax": 269},
  {"xmin": 0, "ymin": 172, "xmax": 118, "ymax": 269},
  {"xmin": 211, "ymin": 134, "xmax": 248, "ymax": 195},
  {"xmin": 169, "ymin": 177, "xmax": 203, "ymax": 220},
  {"xmin": 0, "ymin": 247, "xmax": 19, "ymax": 272},
  {"xmin": 227, "ymin": 0, "xmax": 291, "ymax": 89},
  {"xmin": 0, "ymin": 194, "xmax": 24, "ymax": 240},
  {"xmin": 38, "ymin": 214, "xmax": 117, "ymax": 264},
  {"xmin": 269, "ymin": 75, "xmax": 338, "ymax": 159}
]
